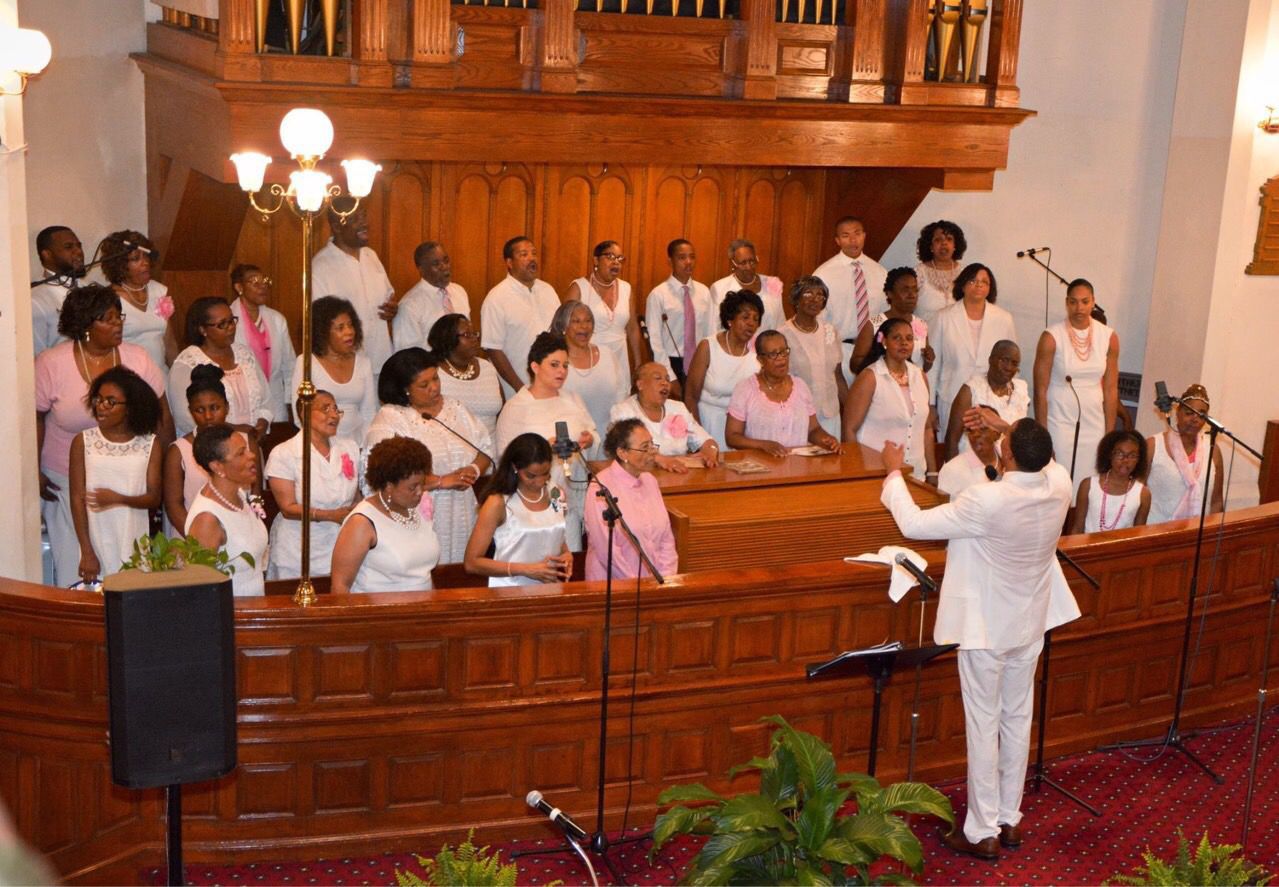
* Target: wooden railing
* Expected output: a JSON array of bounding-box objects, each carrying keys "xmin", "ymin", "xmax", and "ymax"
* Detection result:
[{"xmin": 148, "ymin": 0, "xmax": 1020, "ymax": 105}]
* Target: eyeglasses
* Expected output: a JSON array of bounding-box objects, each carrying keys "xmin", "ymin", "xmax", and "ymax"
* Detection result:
[
  {"xmin": 799, "ymin": 290, "xmax": 828, "ymax": 301},
  {"xmin": 244, "ymin": 275, "xmax": 272, "ymax": 287},
  {"xmin": 458, "ymin": 330, "xmax": 480, "ymax": 340},
  {"xmin": 760, "ymin": 347, "xmax": 791, "ymax": 360},
  {"xmin": 622, "ymin": 443, "xmax": 656, "ymax": 454},
  {"xmin": 204, "ymin": 316, "xmax": 240, "ymax": 331},
  {"xmin": 601, "ymin": 253, "xmax": 626, "ymax": 263},
  {"xmin": 1111, "ymin": 451, "xmax": 1140, "ymax": 462},
  {"xmin": 316, "ymin": 405, "xmax": 346, "ymax": 417},
  {"xmin": 732, "ymin": 257, "xmax": 759, "ymax": 267},
  {"xmin": 90, "ymin": 396, "xmax": 127, "ymax": 408}
]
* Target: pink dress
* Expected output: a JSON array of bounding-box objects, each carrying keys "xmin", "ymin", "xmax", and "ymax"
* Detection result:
[
  {"xmin": 727, "ymin": 375, "xmax": 815, "ymax": 449},
  {"xmin": 584, "ymin": 461, "xmax": 678, "ymax": 581}
]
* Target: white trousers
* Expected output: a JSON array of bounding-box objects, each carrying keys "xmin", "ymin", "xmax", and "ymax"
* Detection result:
[
  {"xmin": 956, "ymin": 637, "xmax": 1043, "ymax": 843},
  {"xmin": 41, "ymin": 469, "xmax": 78, "ymax": 588}
]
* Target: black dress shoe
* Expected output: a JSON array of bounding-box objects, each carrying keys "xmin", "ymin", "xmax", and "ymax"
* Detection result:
[
  {"xmin": 999, "ymin": 823, "xmax": 1023, "ymax": 848},
  {"xmin": 942, "ymin": 828, "xmax": 1000, "ymax": 860}
]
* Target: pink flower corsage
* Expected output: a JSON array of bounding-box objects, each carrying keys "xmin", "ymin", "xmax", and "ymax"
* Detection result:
[
  {"xmin": 765, "ymin": 277, "xmax": 783, "ymax": 298},
  {"xmin": 154, "ymin": 294, "xmax": 175, "ymax": 321},
  {"xmin": 911, "ymin": 317, "xmax": 928, "ymax": 343},
  {"xmin": 341, "ymin": 453, "xmax": 356, "ymax": 481},
  {"xmin": 247, "ymin": 494, "xmax": 267, "ymax": 521},
  {"xmin": 664, "ymin": 413, "xmax": 688, "ymax": 439},
  {"xmin": 418, "ymin": 495, "xmax": 434, "ymax": 522}
]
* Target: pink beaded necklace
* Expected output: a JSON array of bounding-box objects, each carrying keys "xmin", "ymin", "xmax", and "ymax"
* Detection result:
[{"xmin": 1097, "ymin": 471, "xmax": 1133, "ymax": 531}]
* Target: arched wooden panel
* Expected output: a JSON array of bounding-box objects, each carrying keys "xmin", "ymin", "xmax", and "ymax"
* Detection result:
[
  {"xmin": 440, "ymin": 162, "xmax": 538, "ymax": 312},
  {"xmin": 688, "ymin": 171, "xmax": 732, "ymax": 282},
  {"xmin": 775, "ymin": 173, "xmax": 817, "ymax": 287},
  {"xmin": 742, "ymin": 173, "xmax": 781, "ymax": 279},
  {"xmin": 383, "ymin": 163, "xmax": 432, "ymax": 297},
  {"xmin": 544, "ymin": 172, "xmax": 594, "ymax": 293}
]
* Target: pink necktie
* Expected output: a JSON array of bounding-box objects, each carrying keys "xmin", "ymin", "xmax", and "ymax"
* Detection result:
[
  {"xmin": 440, "ymin": 287, "xmax": 455, "ymax": 314},
  {"xmin": 852, "ymin": 261, "xmax": 869, "ymax": 334},
  {"xmin": 682, "ymin": 285, "xmax": 696, "ymax": 359}
]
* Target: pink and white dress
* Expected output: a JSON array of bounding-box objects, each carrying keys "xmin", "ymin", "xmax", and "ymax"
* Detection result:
[{"xmin": 727, "ymin": 375, "xmax": 815, "ymax": 449}]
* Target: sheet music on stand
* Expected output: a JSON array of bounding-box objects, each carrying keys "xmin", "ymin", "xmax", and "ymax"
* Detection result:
[{"xmin": 806, "ymin": 641, "xmax": 903, "ymax": 678}]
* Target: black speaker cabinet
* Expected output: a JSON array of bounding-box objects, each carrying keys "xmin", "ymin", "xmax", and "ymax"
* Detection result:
[{"xmin": 103, "ymin": 565, "xmax": 238, "ymax": 789}]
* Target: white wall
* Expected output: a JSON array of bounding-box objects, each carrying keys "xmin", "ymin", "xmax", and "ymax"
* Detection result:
[{"xmin": 878, "ymin": 0, "xmax": 1188, "ymax": 381}]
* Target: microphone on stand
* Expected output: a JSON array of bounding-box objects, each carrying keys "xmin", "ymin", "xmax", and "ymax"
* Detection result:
[
  {"xmin": 984, "ymin": 464, "xmax": 999, "ymax": 481},
  {"xmin": 1154, "ymin": 380, "xmax": 1175, "ymax": 413},
  {"xmin": 552, "ymin": 420, "xmax": 581, "ymax": 476},
  {"xmin": 1065, "ymin": 374, "xmax": 1082, "ymax": 485},
  {"xmin": 526, "ymin": 790, "xmax": 588, "ymax": 842},
  {"xmin": 893, "ymin": 552, "xmax": 937, "ymax": 593},
  {"xmin": 1016, "ymin": 246, "xmax": 1051, "ymax": 258},
  {"xmin": 121, "ymin": 239, "xmax": 156, "ymax": 256},
  {"xmin": 660, "ymin": 313, "xmax": 683, "ymax": 361}
]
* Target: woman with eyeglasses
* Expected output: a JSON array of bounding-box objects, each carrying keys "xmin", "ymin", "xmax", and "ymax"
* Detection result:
[
  {"xmin": 725, "ymin": 329, "xmax": 841, "ymax": 459},
  {"xmin": 69, "ymin": 367, "xmax": 163, "ymax": 584},
  {"xmin": 708, "ymin": 239, "xmax": 786, "ymax": 332},
  {"xmin": 290, "ymin": 296, "xmax": 379, "ymax": 443},
  {"xmin": 100, "ymin": 229, "xmax": 179, "ymax": 368},
  {"xmin": 781, "ymin": 277, "xmax": 847, "ymax": 439},
  {"xmin": 35, "ymin": 284, "xmax": 169, "ymax": 587},
  {"xmin": 264, "ymin": 390, "xmax": 362, "ymax": 580},
  {"xmin": 565, "ymin": 241, "xmax": 641, "ymax": 399},
  {"xmin": 428, "ymin": 313, "xmax": 503, "ymax": 437},
  {"xmin": 844, "ymin": 317, "xmax": 935, "ymax": 481},
  {"xmin": 168, "ymin": 296, "xmax": 271, "ymax": 439},
  {"xmin": 229, "ymin": 264, "xmax": 295, "ymax": 424},
  {"xmin": 583, "ymin": 418, "xmax": 678, "ymax": 581},
  {"xmin": 1068, "ymin": 430, "xmax": 1150, "ymax": 534}
]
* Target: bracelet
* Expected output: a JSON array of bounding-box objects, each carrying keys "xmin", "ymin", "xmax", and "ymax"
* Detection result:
[{"xmin": 506, "ymin": 562, "xmax": 512, "ymax": 577}]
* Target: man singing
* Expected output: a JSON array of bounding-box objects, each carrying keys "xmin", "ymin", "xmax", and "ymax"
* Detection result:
[{"xmin": 879, "ymin": 417, "xmax": 1080, "ymax": 860}]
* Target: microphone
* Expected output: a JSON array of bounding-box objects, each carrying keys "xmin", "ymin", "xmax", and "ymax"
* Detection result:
[
  {"xmin": 1154, "ymin": 380, "xmax": 1174, "ymax": 413},
  {"xmin": 1064, "ymin": 374, "xmax": 1083, "ymax": 484},
  {"xmin": 121, "ymin": 239, "xmax": 155, "ymax": 256},
  {"xmin": 1016, "ymin": 246, "xmax": 1050, "ymax": 258},
  {"xmin": 984, "ymin": 464, "xmax": 998, "ymax": 481},
  {"xmin": 637, "ymin": 316, "xmax": 652, "ymax": 344},
  {"xmin": 525, "ymin": 790, "xmax": 587, "ymax": 842},
  {"xmin": 422, "ymin": 411, "xmax": 488, "ymax": 463},
  {"xmin": 893, "ymin": 552, "xmax": 937, "ymax": 592},
  {"xmin": 552, "ymin": 420, "xmax": 581, "ymax": 467},
  {"xmin": 660, "ymin": 313, "xmax": 683, "ymax": 359}
]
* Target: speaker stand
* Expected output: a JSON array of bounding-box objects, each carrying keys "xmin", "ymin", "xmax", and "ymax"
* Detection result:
[{"xmin": 167, "ymin": 784, "xmax": 184, "ymax": 886}]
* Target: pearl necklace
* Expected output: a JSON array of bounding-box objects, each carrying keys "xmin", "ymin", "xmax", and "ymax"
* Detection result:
[
  {"xmin": 1097, "ymin": 471, "xmax": 1131, "ymax": 531},
  {"xmin": 886, "ymin": 363, "xmax": 910, "ymax": 386},
  {"xmin": 721, "ymin": 332, "xmax": 747, "ymax": 357},
  {"xmin": 516, "ymin": 485, "xmax": 547, "ymax": 506},
  {"xmin": 792, "ymin": 317, "xmax": 819, "ymax": 334},
  {"xmin": 443, "ymin": 358, "xmax": 479, "ymax": 381},
  {"xmin": 1068, "ymin": 322, "xmax": 1094, "ymax": 361},
  {"xmin": 207, "ymin": 483, "xmax": 243, "ymax": 512},
  {"xmin": 378, "ymin": 491, "xmax": 420, "ymax": 527}
]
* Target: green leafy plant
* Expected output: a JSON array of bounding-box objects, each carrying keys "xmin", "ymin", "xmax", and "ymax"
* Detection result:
[
  {"xmin": 119, "ymin": 531, "xmax": 253, "ymax": 576},
  {"xmin": 394, "ymin": 829, "xmax": 531, "ymax": 887},
  {"xmin": 1107, "ymin": 831, "xmax": 1269, "ymax": 886},
  {"xmin": 650, "ymin": 714, "xmax": 954, "ymax": 886}
]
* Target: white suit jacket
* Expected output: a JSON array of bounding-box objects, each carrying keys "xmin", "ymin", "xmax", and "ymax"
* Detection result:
[
  {"xmin": 880, "ymin": 460, "xmax": 1080, "ymax": 651},
  {"xmin": 931, "ymin": 300, "xmax": 1017, "ymax": 427}
]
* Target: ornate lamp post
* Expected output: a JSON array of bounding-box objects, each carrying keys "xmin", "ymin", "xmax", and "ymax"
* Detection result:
[{"xmin": 229, "ymin": 109, "xmax": 381, "ymax": 606}]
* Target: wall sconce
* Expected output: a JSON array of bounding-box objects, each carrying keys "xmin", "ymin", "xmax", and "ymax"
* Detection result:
[
  {"xmin": 1261, "ymin": 106, "xmax": 1279, "ymax": 134},
  {"xmin": 0, "ymin": 26, "xmax": 52, "ymax": 96}
]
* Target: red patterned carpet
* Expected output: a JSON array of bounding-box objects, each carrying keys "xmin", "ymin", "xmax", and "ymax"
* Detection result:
[{"xmin": 149, "ymin": 713, "xmax": 1279, "ymax": 886}]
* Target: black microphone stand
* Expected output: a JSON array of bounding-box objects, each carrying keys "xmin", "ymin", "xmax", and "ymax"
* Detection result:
[
  {"xmin": 30, "ymin": 244, "xmax": 134, "ymax": 288},
  {"xmin": 1064, "ymin": 376, "xmax": 1082, "ymax": 489},
  {"xmin": 1017, "ymin": 249, "xmax": 1108, "ymax": 330},
  {"xmin": 1101, "ymin": 397, "xmax": 1262, "ymax": 783},
  {"xmin": 1240, "ymin": 577, "xmax": 1279, "ymax": 856}
]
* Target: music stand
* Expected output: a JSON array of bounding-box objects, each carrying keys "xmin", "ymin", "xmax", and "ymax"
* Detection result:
[{"xmin": 808, "ymin": 643, "xmax": 957, "ymax": 776}]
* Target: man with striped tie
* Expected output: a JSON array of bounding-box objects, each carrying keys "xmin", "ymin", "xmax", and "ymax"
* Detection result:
[
  {"xmin": 812, "ymin": 216, "xmax": 887, "ymax": 385},
  {"xmin": 393, "ymin": 241, "xmax": 470, "ymax": 349}
]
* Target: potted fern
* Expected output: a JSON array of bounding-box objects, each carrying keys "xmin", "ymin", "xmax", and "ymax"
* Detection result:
[
  {"xmin": 650, "ymin": 714, "xmax": 953, "ymax": 885},
  {"xmin": 1107, "ymin": 831, "xmax": 1270, "ymax": 886},
  {"xmin": 394, "ymin": 829, "xmax": 536, "ymax": 887}
]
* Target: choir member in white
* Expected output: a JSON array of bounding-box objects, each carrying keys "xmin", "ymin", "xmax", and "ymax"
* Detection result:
[
  {"xmin": 30, "ymin": 225, "xmax": 85, "ymax": 357},
  {"xmin": 394, "ymin": 241, "xmax": 470, "ymax": 349},
  {"xmin": 913, "ymin": 220, "xmax": 967, "ymax": 331},
  {"xmin": 1144, "ymin": 384, "xmax": 1224, "ymax": 525},
  {"xmin": 366, "ymin": 348, "xmax": 493, "ymax": 564},
  {"xmin": 726, "ymin": 330, "xmax": 842, "ymax": 457},
  {"xmin": 169, "ymin": 297, "xmax": 272, "ymax": 439},
  {"xmin": 428, "ymin": 313, "xmax": 503, "ymax": 437},
  {"xmin": 464, "ymin": 433, "xmax": 573, "ymax": 586},
  {"xmin": 264, "ymin": 391, "xmax": 361, "ymax": 579},
  {"xmin": 101, "ymin": 229, "xmax": 179, "ymax": 368},
  {"xmin": 812, "ymin": 216, "xmax": 888, "ymax": 385},
  {"xmin": 781, "ymin": 276, "xmax": 847, "ymax": 439},
  {"xmin": 163, "ymin": 365, "xmax": 227, "ymax": 534},
  {"xmin": 291, "ymin": 296, "xmax": 379, "ymax": 443},
  {"xmin": 481, "ymin": 236, "xmax": 561, "ymax": 398},
  {"xmin": 683, "ymin": 290, "xmax": 763, "ymax": 449},
  {"xmin": 1068, "ymin": 430, "xmax": 1150, "ymax": 534},
  {"xmin": 68, "ymin": 368, "xmax": 163, "ymax": 583},
  {"xmin": 1033, "ymin": 279, "xmax": 1119, "ymax": 492},
  {"xmin": 330, "ymin": 437, "xmax": 440, "ymax": 594},
  {"xmin": 931, "ymin": 263, "xmax": 1017, "ymax": 443},
  {"xmin": 707, "ymin": 239, "xmax": 786, "ymax": 332},
  {"xmin": 310, "ymin": 201, "xmax": 398, "ymax": 376},
  {"xmin": 565, "ymin": 240, "xmax": 640, "ymax": 399},
  {"xmin": 944, "ymin": 340, "xmax": 1028, "ymax": 460},
  {"xmin": 645, "ymin": 239, "xmax": 712, "ymax": 387},
  {"xmin": 851, "ymin": 267, "xmax": 933, "ymax": 376},
  {"xmin": 185, "ymin": 424, "xmax": 268, "ymax": 597},
  {"xmin": 230, "ymin": 264, "xmax": 295, "ymax": 423},
  {"xmin": 552, "ymin": 300, "xmax": 626, "ymax": 440},
  {"xmin": 844, "ymin": 317, "xmax": 935, "ymax": 481},
  {"xmin": 610, "ymin": 362, "xmax": 719, "ymax": 471}
]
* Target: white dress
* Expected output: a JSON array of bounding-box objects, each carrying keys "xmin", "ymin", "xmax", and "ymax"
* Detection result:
[
  {"xmin": 290, "ymin": 352, "xmax": 378, "ymax": 444},
  {"xmin": 781, "ymin": 318, "xmax": 843, "ymax": 439},
  {"xmin": 164, "ymin": 436, "xmax": 209, "ymax": 537},
  {"xmin": 956, "ymin": 372, "xmax": 1030, "ymax": 454},
  {"xmin": 231, "ymin": 298, "xmax": 296, "ymax": 423},
  {"xmin": 264, "ymin": 433, "xmax": 361, "ymax": 579},
  {"xmin": 1083, "ymin": 474, "xmax": 1145, "ymax": 533},
  {"xmin": 168, "ymin": 344, "xmax": 273, "ymax": 438},
  {"xmin": 438, "ymin": 359, "xmax": 503, "ymax": 438},
  {"xmin": 365, "ymin": 400, "xmax": 494, "ymax": 564},
  {"xmin": 343, "ymin": 500, "xmax": 439, "ymax": 593},
  {"xmin": 83, "ymin": 428, "xmax": 156, "ymax": 577},
  {"xmin": 572, "ymin": 277, "xmax": 633, "ymax": 404},
  {"xmin": 184, "ymin": 489, "xmax": 268, "ymax": 597},
  {"xmin": 1146, "ymin": 431, "xmax": 1212, "ymax": 525},
  {"xmin": 563, "ymin": 346, "xmax": 627, "ymax": 445},
  {"xmin": 856, "ymin": 359, "xmax": 930, "ymax": 477},
  {"xmin": 1045, "ymin": 319, "xmax": 1112, "ymax": 492},
  {"xmin": 609, "ymin": 396, "xmax": 712, "ymax": 457},
  {"xmin": 696, "ymin": 335, "xmax": 758, "ymax": 449},
  {"xmin": 120, "ymin": 280, "xmax": 172, "ymax": 369},
  {"xmin": 489, "ymin": 486, "xmax": 569, "ymax": 587}
]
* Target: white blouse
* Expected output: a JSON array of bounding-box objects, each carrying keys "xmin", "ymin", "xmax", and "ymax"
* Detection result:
[
  {"xmin": 290, "ymin": 353, "xmax": 379, "ymax": 445},
  {"xmin": 489, "ymin": 486, "xmax": 569, "ymax": 587},
  {"xmin": 609, "ymin": 396, "xmax": 712, "ymax": 457},
  {"xmin": 184, "ymin": 488, "xmax": 268, "ymax": 597},
  {"xmin": 168, "ymin": 344, "xmax": 273, "ymax": 438},
  {"xmin": 120, "ymin": 280, "xmax": 173, "ymax": 369},
  {"xmin": 265, "ymin": 433, "xmax": 361, "ymax": 579}
]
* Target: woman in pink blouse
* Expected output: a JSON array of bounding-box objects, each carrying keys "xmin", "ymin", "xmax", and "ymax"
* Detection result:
[
  {"xmin": 724, "ymin": 330, "xmax": 843, "ymax": 457},
  {"xmin": 584, "ymin": 419, "xmax": 678, "ymax": 582}
]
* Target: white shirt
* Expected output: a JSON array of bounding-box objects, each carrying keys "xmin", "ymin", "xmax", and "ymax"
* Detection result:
[
  {"xmin": 609, "ymin": 396, "xmax": 712, "ymax": 457},
  {"xmin": 31, "ymin": 274, "xmax": 78, "ymax": 356},
  {"xmin": 310, "ymin": 241, "xmax": 396, "ymax": 375},
  {"xmin": 812, "ymin": 251, "xmax": 888, "ymax": 344},
  {"xmin": 645, "ymin": 276, "xmax": 712, "ymax": 379},
  {"xmin": 393, "ymin": 279, "xmax": 470, "ymax": 349},
  {"xmin": 230, "ymin": 299, "xmax": 296, "ymax": 423},
  {"xmin": 480, "ymin": 275, "xmax": 560, "ymax": 398},
  {"xmin": 707, "ymin": 274, "xmax": 786, "ymax": 332},
  {"xmin": 938, "ymin": 449, "xmax": 997, "ymax": 499},
  {"xmin": 168, "ymin": 344, "xmax": 273, "ymax": 438}
]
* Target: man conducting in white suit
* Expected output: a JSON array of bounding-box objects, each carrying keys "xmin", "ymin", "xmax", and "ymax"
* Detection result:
[{"xmin": 879, "ymin": 417, "xmax": 1080, "ymax": 861}]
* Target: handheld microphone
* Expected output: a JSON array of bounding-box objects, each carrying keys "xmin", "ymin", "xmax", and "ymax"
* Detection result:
[
  {"xmin": 893, "ymin": 552, "xmax": 937, "ymax": 592},
  {"xmin": 1016, "ymin": 246, "xmax": 1050, "ymax": 258},
  {"xmin": 525, "ymin": 790, "xmax": 587, "ymax": 842},
  {"xmin": 984, "ymin": 464, "xmax": 998, "ymax": 481},
  {"xmin": 121, "ymin": 239, "xmax": 155, "ymax": 256},
  {"xmin": 1153, "ymin": 380, "xmax": 1174, "ymax": 413}
]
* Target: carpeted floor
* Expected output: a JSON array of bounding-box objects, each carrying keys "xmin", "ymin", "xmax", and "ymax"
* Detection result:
[{"xmin": 150, "ymin": 712, "xmax": 1279, "ymax": 886}]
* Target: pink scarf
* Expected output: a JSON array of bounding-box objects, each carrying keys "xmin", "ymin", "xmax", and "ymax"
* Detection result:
[
  {"xmin": 236, "ymin": 300, "xmax": 272, "ymax": 379},
  {"xmin": 1165, "ymin": 431, "xmax": 1208, "ymax": 520}
]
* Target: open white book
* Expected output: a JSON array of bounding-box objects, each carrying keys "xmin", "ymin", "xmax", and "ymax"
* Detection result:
[{"xmin": 844, "ymin": 545, "xmax": 932, "ymax": 603}]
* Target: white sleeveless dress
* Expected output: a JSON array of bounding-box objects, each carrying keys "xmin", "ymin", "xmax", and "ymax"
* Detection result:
[
  {"xmin": 1146, "ymin": 432, "xmax": 1212, "ymax": 525},
  {"xmin": 1045, "ymin": 319, "xmax": 1112, "ymax": 493},
  {"xmin": 573, "ymin": 277, "xmax": 633, "ymax": 403},
  {"xmin": 343, "ymin": 500, "xmax": 440, "ymax": 593},
  {"xmin": 83, "ymin": 428, "xmax": 157, "ymax": 577},
  {"xmin": 563, "ymin": 345, "xmax": 627, "ymax": 445},
  {"xmin": 697, "ymin": 335, "xmax": 758, "ymax": 449},
  {"xmin": 1083, "ymin": 474, "xmax": 1145, "ymax": 533},
  {"xmin": 856, "ymin": 359, "xmax": 930, "ymax": 477},
  {"xmin": 489, "ymin": 487, "xmax": 569, "ymax": 587},
  {"xmin": 184, "ymin": 489, "xmax": 268, "ymax": 597},
  {"xmin": 164, "ymin": 436, "xmax": 210, "ymax": 537}
]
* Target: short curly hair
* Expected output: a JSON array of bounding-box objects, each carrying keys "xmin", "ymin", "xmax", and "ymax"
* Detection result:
[
  {"xmin": 184, "ymin": 296, "xmax": 231, "ymax": 347},
  {"xmin": 365, "ymin": 436, "xmax": 433, "ymax": 490},
  {"xmin": 57, "ymin": 283, "xmax": 121, "ymax": 341},
  {"xmin": 87, "ymin": 366, "xmax": 162, "ymax": 436},
  {"xmin": 427, "ymin": 313, "xmax": 469, "ymax": 358},
  {"xmin": 916, "ymin": 220, "xmax": 967, "ymax": 263},
  {"xmin": 527, "ymin": 331, "xmax": 569, "ymax": 378},
  {"xmin": 604, "ymin": 417, "xmax": 644, "ymax": 460},
  {"xmin": 192, "ymin": 424, "xmax": 237, "ymax": 473},
  {"xmin": 718, "ymin": 290, "xmax": 765, "ymax": 331},
  {"xmin": 311, "ymin": 296, "xmax": 364, "ymax": 357},
  {"xmin": 883, "ymin": 266, "xmax": 917, "ymax": 294},
  {"xmin": 99, "ymin": 230, "xmax": 157, "ymax": 285}
]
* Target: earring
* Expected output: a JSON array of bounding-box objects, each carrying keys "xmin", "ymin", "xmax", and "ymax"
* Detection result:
[{"xmin": 82, "ymin": 331, "xmax": 90, "ymax": 342}]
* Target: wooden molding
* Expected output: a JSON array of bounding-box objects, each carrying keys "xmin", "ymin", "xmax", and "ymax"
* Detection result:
[{"xmin": 1245, "ymin": 174, "xmax": 1279, "ymax": 276}]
